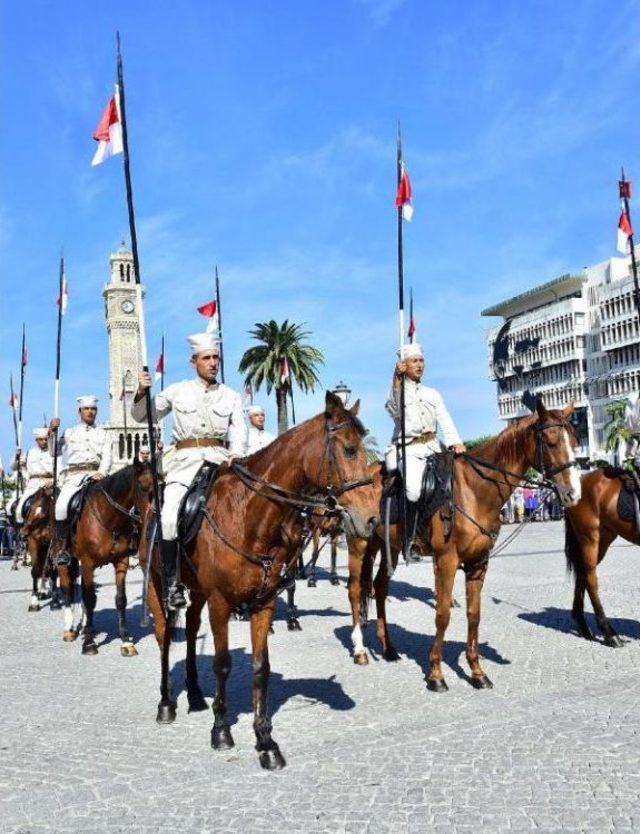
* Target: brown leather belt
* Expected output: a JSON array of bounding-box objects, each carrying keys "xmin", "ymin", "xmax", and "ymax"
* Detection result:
[
  {"xmin": 410, "ymin": 432, "xmax": 436, "ymax": 444},
  {"xmin": 67, "ymin": 463, "xmax": 99, "ymax": 472},
  {"xmin": 30, "ymin": 473, "xmax": 52, "ymax": 479},
  {"xmin": 175, "ymin": 437, "xmax": 225, "ymax": 451}
]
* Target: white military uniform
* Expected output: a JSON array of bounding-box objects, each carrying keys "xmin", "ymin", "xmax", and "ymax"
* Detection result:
[
  {"xmin": 132, "ymin": 376, "xmax": 247, "ymax": 540},
  {"xmin": 246, "ymin": 425, "xmax": 276, "ymax": 453},
  {"xmin": 624, "ymin": 395, "xmax": 640, "ymax": 464},
  {"xmin": 385, "ymin": 345, "xmax": 462, "ymax": 503},
  {"xmin": 14, "ymin": 433, "xmax": 56, "ymax": 523},
  {"xmin": 53, "ymin": 415, "xmax": 112, "ymax": 521}
]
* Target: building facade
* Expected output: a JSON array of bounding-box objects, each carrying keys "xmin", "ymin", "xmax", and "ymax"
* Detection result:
[
  {"xmin": 483, "ymin": 250, "xmax": 638, "ymax": 462},
  {"xmin": 103, "ymin": 244, "xmax": 155, "ymax": 469}
]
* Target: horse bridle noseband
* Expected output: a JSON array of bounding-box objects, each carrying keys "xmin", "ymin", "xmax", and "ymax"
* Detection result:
[{"xmin": 534, "ymin": 419, "xmax": 577, "ymax": 481}]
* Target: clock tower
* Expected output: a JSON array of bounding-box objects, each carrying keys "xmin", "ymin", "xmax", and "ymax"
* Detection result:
[{"xmin": 103, "ymin": 243, "xmax": 151, "ymax": 468}]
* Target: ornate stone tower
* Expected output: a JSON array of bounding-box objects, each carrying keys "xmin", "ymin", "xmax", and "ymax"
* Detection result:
[{"xmin": 103, "ymin": 243, "xmax": 150, "ymax": 469}]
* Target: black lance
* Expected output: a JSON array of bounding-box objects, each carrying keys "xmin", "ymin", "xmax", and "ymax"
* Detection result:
[
  {"xmin": 18, "ymin": 324, "xmax": 26, "ymax": 453},
  {"xmin": 116, "ymin": 33, "xmax": 165, "ymax": 587},
  {"xmin": 215, "ymin": 265, "xmax": 225, "ymax": 384},
  {"xmin": 620, "ymin": 169, "xmax": 640, "ymax": 321},
  {"xmin": 51, "ymin": 255, "xmax": 65, "ymax": 498},
  {"xmin": 396, "ymin": 124, "xmax": 409, "ymax": 562},
  {"xmin": 9, "ymin": 372, "xmax": 21, "ymax": 500}
]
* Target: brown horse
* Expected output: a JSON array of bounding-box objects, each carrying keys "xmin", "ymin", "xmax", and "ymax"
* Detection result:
[
  {"xmin": 306, "ymin": 513, "xmax": 342, "ymax": 587},
  {"xmin": 142, "ymin": 392, "xmax": 379, "ymax": 770},
  {"xmin": 21, "ymin": 487, "xmax": 60, "ymax": 612},
  {"xmin": 564, "ymin": 469, "xmax": 639, "ymax": 647},
  {"xmin": 346, "ymin": 400, "xmax": 581, "ymax": 689},
  {"xmin": 56, "ymin": 460, "xmax": 153, "ymax": 655}
]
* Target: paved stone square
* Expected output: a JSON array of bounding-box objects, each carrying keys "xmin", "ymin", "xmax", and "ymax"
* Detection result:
[{"xmin": 1, "ymin": 520, "xmax": 639, "ymax": 834}]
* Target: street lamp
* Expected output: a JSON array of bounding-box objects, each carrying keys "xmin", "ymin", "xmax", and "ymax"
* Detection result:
[{"xmin": 332, "ymin": 380, "xmax": 351, "ymax": 406}]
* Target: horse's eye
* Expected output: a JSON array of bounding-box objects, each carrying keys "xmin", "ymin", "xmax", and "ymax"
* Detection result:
[{"xmin": 343, "ymin": 446, "xmax": 357, "ymax": 459}]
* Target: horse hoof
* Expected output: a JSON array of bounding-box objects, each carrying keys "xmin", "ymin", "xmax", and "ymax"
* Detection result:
[
  {"xmin": 258, "ymin": 745, "xmax": 286, "ymax": 770},
  {"xmin": 28, "ymin": 603, "xmax": 40, "ymax": 612},
  {"xmin": 427, "ymin": 678, "xmax": 448, "ymax": 693},
  {"xmin": 353, "ymin": 651, "xmax": 369, "ymax": 666},
  {"xmin": 307, "ymin": 578, "xmax": 317, "ymax": 588},
  {"xmin": 604, "ymin": 634, "xmax": 624, "ymax": 648},
  {"xmin": 471, "ymin": 674, "xmax": 493, "ymax": 690},
  {"xmin": 211, "ymin": 724, "xmax": 235, "ymax": 750},
  {"xmin": 120, "ymin": 644, "xmax": 138, "ymax": 657},
  {"xmin": 82, "ymin": 642, "xmax": 98, "ymax": 656},
  {"xmin": 383, "ymin": 647, "xmax": 401, "ymax": 662},
  {"xmin": 156, "ymin": 702, "xmax": 177, "ymax": 724},
  {"xmin": 38, "ymin": 591, "xmax": 50, "ymax": 600},
  {"xmin": 187, "ymin": 691, "xmax": 208, "ymax": 713},
  {"xmin": 330, "ymin": 576, "xmax": 340, "ymax": 586},
  {"xmin": 62, "ymin": 630, "xmax": 77, "ymax": 642},
  {"xmin": 50, "ymin": 599, "xmax": 62, "ymax": 611},
  {"xmin": 287, "ymin": 619, "xmax": 302, "ymax": 631}
]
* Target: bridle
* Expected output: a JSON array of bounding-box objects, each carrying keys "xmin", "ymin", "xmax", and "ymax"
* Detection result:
[{"xmin": 534, "ymin": 419, "xmax": 577, "ymax": 481}]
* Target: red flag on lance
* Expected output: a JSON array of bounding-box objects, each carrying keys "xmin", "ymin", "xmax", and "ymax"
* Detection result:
[
  {"xmin": 395, "ymin": 161, "xmax": 414, "ymax": 221},
  {"xmin": 619, "ymin": 179, "xmax": 633, "ymax": 200},
  {"xmin": 155, "ymin": 351, "xmax": 164, "ymax": 383},
  {"xmin": 618, "ymin": 206, "xmax": 633, "ymax": 254},
  {"xmin": 91, "ymin": 89, "xmax": 123, "ymax": 166},
  {"xmin": 407, "ymin": 288, "xmax": 416, "ymax": 341},
  {"xmin": 197, "ymin": 299, "xmax": 219, "ymax": 334},
  {"xmin": 279, "ymin": 357, "xmax": 290, "ymax": 385},
  {"xmin": 56, "ymin": 276, "xmax": 69, "ymax": 315},
  {"xmin": 8, "ymin": 392, "xmax": 18, "ymax": 408}
]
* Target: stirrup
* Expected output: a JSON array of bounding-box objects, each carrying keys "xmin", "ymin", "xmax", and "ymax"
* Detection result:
[
  {"xmin": 56, "ymin": 550, "xmax": 72, "ymax": 567},
  {"xmin": 166, "ymin": 583, "xmax": 189, "ymax": 611}
]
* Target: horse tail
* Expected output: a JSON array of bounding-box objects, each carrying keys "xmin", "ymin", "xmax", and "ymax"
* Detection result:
[{"xmin": 564, "ymin": 513, "xmax": 584, "ymax": 577}]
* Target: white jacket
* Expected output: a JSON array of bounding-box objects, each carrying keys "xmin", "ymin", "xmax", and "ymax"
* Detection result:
[
  {"xmin": 53, "ymin": 424, "xmax": 112, "ymax": 475},
  {"xmin": 386, "ymin": 379, "xmax": 462, "ymax": 451},
  {"xmin": 246, "ymin": 426, "xmax": 276, "ymax": 454}
]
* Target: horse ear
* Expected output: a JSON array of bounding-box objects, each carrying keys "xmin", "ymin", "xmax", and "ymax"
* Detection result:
[
  {"xmin": 325, "ymin": 390, "xmax": 343, "ymax": 417},
  {"xmin": 561, "ymin": 401, "xmax": 575, "ymax": 419},
  {"xmin": 349, "ymin": 399, "xmax": 360, "ymax": 417},
  {"xmin": 535, "ymin": 397, "xmax": 547, "ymax": 420}
]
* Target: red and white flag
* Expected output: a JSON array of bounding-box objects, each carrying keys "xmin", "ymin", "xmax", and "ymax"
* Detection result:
[
  {"xmin": 8, "ymin": 392, "xmax": 18, "ymax": 409},
  {"xmin": 279, "ymin": 357, "xmax": 290, "ymax": 385},
  {"xmin": 617, "ymin": 206, "xmax": 633, "ymax": 254},
  {"xmin": 21, "ymin": 345, "xmax": 28, "ymax": 368},
  {"xmin": 56, "ymin": 277, "xmax": 69, "ymax": 315},
  {"xmin": 197, "ymin": 299, "xmax": 219, "ymax": 334},
  {"xmin": 395, "ymin": 162, "xmax": 414, "ymax": 221},
  {"xmin": 91, "ymin": 88, "xmax": 123, "ymax": 166},
  {"xmin": 155, "ymin": 352, "xmax": 164, "ymax": 383}
]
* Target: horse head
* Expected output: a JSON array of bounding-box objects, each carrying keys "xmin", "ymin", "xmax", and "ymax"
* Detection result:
[
  {"xmin": 300, "ymin": 391, "xmax": 379, "ymax": 539},
  {"xmin": 533, "ymin": 399, "xmax": 581, "ymax": 507}
]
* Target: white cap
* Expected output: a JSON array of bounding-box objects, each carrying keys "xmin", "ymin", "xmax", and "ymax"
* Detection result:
[
  {"xmin": 247, "ymin": 405, "xmax": 265, "ymax": 416},
  {"xmin": 187, "ymin": 332, "xmax": 220, "ymax": 356},
  {"xmin": 77, "ymin": 395, "xmax": 98, "ymax": 408},
  {"xmin": 32, "ymin": 427, "xmax": 48, "ymax": 439},
  {"xmin": 397, "ymin": 343, "xmax": 424, "ymax": 359},
  {"xmin": 139, "ymin": 444, "xmax": 150, "ymax": 454}
]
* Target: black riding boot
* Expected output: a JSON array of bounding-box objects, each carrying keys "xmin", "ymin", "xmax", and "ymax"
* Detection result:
[
  {"xmin": 404, "ymin": 501, "xmax": 421, "ymax": 562},
  {"xmin": 55, "ymin": 520, "xmax": 72, "ymax": 566},
  {"xmin": 162, "ymin": 540, "xmax": 188, "ymax": 611}
]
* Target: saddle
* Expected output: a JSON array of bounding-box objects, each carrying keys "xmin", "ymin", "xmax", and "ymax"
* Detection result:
[
  {"xmin": 177, "ymin": 463, "xmax": 219, "ymax": 545},
  {"xmin": 68, "ymin": 480, "xmax": 94, "ymax": 539},
  {"xmin": 381, "ymin": 451, "xmax": 455, "ymax": 564},
  {"xmin": 604, "ymin": 465, "xmax": 640, "ymax": 532}
]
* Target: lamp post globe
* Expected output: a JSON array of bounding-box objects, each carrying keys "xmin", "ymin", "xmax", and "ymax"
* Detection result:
[{"xmin": 332, "ymin": 380, "xmax": 351, "ymax": 406}]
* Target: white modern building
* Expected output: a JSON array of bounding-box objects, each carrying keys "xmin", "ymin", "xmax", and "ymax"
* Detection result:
[{"xmin": 483, "ymin": 249, "xmax": 639, "ymax": 462}]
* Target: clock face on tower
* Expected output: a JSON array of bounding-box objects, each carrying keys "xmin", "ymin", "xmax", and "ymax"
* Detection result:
[{"xmin": 121, "ymin": 299, "xmax": 135, "ymax": 314}]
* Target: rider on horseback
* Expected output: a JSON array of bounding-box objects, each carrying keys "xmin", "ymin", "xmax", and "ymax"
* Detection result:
[
  {"xmin": 133, "ymin": 331, "xmax": 247, "ymax": 611},
  {"xmin": 50, "ymin": 395, "xmax": 112, "ymax": 566},
  {"xmin": 13, "ymin": 427, "xmax": 56, "ymax": 524},
  {"xmin": 385, "ymin": 342, "xmax": 466, "ymax": 556},
  {"xmin": 245, "ymin": 404, "xmax": 276, "ymax": 454}
]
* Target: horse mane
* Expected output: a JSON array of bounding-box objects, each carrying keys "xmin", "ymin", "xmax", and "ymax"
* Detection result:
[
  {"xmin": 87, "ymin": 463, "xmax": 139, "ymax": 497},
  {"xmin": 473, "ymin": 414, "xmax": 537, "ymax": 466}
]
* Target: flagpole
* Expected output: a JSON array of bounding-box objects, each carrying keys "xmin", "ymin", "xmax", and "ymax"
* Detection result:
[
  {"xmin": 620, "ymin": 169, "xmax": 640, "ymax": 322},
  {"xmin": 289, "ymin": 383, "xmax": 296, "ymax": 424},
  {"xmin": 409, "ymin": 287, "xmax": 414, "ymax": 344},
  {"xmin": 160, "ymin": 334, "xmax": 165, "ymax": 392},
  {"xmin": 52, "ymin": 255, "xmax": 64, "ymax": 497},
  {"xmin": 116, "ymin": 32, "xmax": 164, "ymax": 548},
  {"xmin": 215, "ymin": 265, "xmax": 225, "ymax": 384},
  {"xmin": 9, "ymin": 373, "xmax": 21, "ymax": 500},
  {"xmin": 396, "ymin": 124, "xmax": 409, "ymax": 560},
  {"xmin": 18, "ymin": 324, "xmax": 26, "ymax": 450}
]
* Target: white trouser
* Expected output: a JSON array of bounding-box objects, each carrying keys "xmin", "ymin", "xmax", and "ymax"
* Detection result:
[
  {"xmin": 15, "ymin": 479, "xmax": 51, "ymax": 523},
  {"xmin": 55, "ymin": 472, "xmax": 93, "ymax": 521},
  {"xmin": 161, "ymin": 446, "xmax": 230, "ymax": 541},
  {"xmin": 401, "ymin": 441, "xmax": 440, "ymax": 503}
]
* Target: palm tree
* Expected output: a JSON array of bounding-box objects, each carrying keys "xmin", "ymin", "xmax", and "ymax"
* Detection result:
[
  {"xmin": 604, "ymin": 399, "xmax": 629, "ymax": 464},
  {"xmin": 239, "ymin": 320, "xmax": 324, "ymax": 434},
  {"xmin": 363, "ymin": 432, "xmax": 381, "ymax": 464}
]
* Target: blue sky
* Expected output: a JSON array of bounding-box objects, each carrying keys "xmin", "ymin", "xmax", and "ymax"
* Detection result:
[{"xmin": 1, "ymin": 0, "xmax": 639, "ymax": 463}]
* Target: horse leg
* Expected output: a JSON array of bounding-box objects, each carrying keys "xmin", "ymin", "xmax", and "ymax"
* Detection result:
[
  {"xmin": 114, "ymin": 557, "xmax": 137, "ymax": 657},
  {"xmin": 297, "ymin": 548, "xmax": 306, "ymax": 580},
  {"xmin": 185, "ymin": 592, "xmax": 207, "ymax": 712},
  {"xmin": 348, "ymin": 537, "xmax": 369, "ymax": 665},
  {"xmin": 80, "ymin": 562, "xmax": 98, "ymax": 655},
  {"xmin": 427, "ymin": 549, "xmax": 458, "ymax": 692},
  {"xmin": 209, "ymin": 593, "xmax": 234, "ymax": 749},
  {"xmin": 307, "ymin": 533, "xmax": 319, "ymax": 587},
  {"xmin": 463, "ymin": 561, "xmax": 493, "ymax": 689},
  {"xmin": 373, "ymin": 555, "xmax": 400, "ymax": 662},
  {"xmin": 571, "ymin": 571, "xmax": 593, "ymax": 640},
  {"xmin": 433, "ymin": 555, "xmax": 460, "ymax": 608},
  {"xmin": 49, "ymin": 562, "xmax": 61, "ymax": 610},
  {"xmin": 330, "ymin": 536, "xmax": 340, "ymax": 585},
  {"xmin": 148, "ymin": 570, "xmax": 176, "ymax": 723},
  {"xmin": 585, "ymin": 528, "xmax": 621, "ymax": 647},
  {"xmin": 251, "ymin": 602, "xmax": 285, "ymax": 770},
  {"xmin": 28, "ymin": 545, "xmax": 40, "ymax": 612},
  {"xmin": 286, "ymin": 582, "xmax": 302, "ymax": 631},
  {"xmin": 58, "ymin": 564, "xmax": 78, "ymax": 642}
]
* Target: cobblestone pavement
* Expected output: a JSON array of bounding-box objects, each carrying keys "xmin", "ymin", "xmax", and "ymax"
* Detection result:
[{"xmin": 1, "ymin": 521, "xmax": 639, "ymax": 834}]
